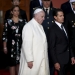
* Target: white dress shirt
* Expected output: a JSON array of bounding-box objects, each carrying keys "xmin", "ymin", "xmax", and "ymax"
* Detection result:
[
  {"xmin": 44, "ymin": 7, "xmax": 50, "ymax": 14},
  {"xmin": 55, "ymin": 21, "xmax": 68, "ymax": 37}
]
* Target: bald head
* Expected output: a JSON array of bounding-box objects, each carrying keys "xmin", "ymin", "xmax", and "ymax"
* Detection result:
[{"xmin": 33, "ymin": 8, "xmax": 45, "ymax": 24}]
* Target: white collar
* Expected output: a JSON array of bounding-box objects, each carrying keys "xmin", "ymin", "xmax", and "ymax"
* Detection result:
[
  {"xmin": 44, "ymin": 7, "xmax": 50, "ymax": 10},
  {"xmin": 55, "ymin": 21, "xmax": 62, "ymax": 29},
  {"xmin": 33, "ymin": 18, "xmax": 42, "ymax": 26},
  {"xmin": 44, "ymin": 7, "xmax": 50, "ymax": 14}
]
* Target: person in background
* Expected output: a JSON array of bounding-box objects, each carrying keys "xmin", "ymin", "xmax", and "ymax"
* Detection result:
[
  {"xmin": 5, "ymin": 0, "xmax": 27, "ymax": 21},
  {"xmin": 61, "ymin": 0, "xmax": 75, "ymax": 16},
  {"xmin": 30, "ymin": 0, "xmax": 42, "ymax": 19},
  {"xmin": 18, "ymin": 8, "xmax": 50, "ymax": 75},
  {"xmin": 2, "ymin": 5, "xmax": 27, "ymax": 75},
  {"xmin": 65, "ymin": 0, "xmax": 75, "ymax": 75},
  {"xmin": 49, "ymin": 8, "xmax": 74, "ymax": 75},
  {"xmin": 65, "ymin": 0, "xmax": 75, "ymax": 35},
  {"xmin": 30, "ymin": 0, "xmax": 53, "ymax": 19}
]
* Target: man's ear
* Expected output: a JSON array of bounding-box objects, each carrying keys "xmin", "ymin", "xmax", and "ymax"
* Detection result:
[{"xmin": 54, "ymin": 16, "xmax": 57, "ymax": 20}]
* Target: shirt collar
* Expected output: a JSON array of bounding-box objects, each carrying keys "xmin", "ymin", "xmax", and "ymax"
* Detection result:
[
  {"xmin": 44, "ymin": 7, "xmax": 50, "ymax": 10},
  {"xmin": 55, "ymin": 21, "xmax": 62, "ymax": 29}
]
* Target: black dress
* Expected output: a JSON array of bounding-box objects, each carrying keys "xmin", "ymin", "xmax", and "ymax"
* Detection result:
[{"xmin": 2, "ymin": 19, "xmax": 27, "ymax": 66}]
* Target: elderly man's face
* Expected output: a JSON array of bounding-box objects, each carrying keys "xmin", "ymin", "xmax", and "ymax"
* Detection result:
[
  {"xmin": 35, "ymin": 11, "xmax": 45, "ymax": 24},
  {"xmin": 42, "ymin": 0, "xmax": 51, "ymax": 8}
]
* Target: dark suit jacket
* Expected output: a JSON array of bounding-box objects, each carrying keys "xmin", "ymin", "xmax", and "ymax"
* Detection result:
[
  {"xmin": 61, "ymin": 1, "xmax": 73, "ymax": 15},
  {"xmin": 4, "ymin": 9, "xmax": 27, "ymax": 21},
  {"xmin": 30, "ymin": 0, "xmax": 40, "ymax": 19},
  {"xmin": 30, "ymin": 0, "xmax": 53, "ymax": 19},
  {"xmin": 49, "ymin": 23, "xmax": 69, "ymax": 64},
  {"xmin": 40, "ymin": 6, "xmax": 55, "ymax": 43},
  {"xmin": 39, "ymin": 6, "xmax": 56, "ymax": 65},
  {"xmin": 65, "ymin": 13, "xmax": 75, "ymax": 57}
]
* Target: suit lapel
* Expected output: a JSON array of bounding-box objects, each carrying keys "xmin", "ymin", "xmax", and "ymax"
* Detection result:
[
  {"xmin": 55, "ymin": 23, "xmax": 68, "ymax": 40},
  {"xmin": 63, "ymin": 24, "xmax": 68, "ymax": 37}
]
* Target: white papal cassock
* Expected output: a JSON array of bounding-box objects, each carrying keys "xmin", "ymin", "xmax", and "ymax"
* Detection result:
[{"xmin": 18, "ymin": 18, "xmax": 50, "ymax": 75}]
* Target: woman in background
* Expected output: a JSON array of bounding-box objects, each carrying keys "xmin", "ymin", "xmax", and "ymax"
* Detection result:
[{"xmin": 2, "ymin": 5, "xmax": 27, "ymax": 75}]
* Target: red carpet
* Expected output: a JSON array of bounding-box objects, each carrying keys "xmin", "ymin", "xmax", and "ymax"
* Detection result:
[
  {"xmin": 0, "ymin": 69, "xmax": 70, "ymax": 75},
  {"xmin": 0, "ymin": 70, "xmax": 58, "ymax": 75},
  {"xmin": 0, "ymin": 69, "xmax": 10, "ymax": 75}
]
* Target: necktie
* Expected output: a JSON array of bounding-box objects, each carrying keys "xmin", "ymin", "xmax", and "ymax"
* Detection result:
[
  {"xmin": 61, "ymin": 25, "xmax": 67, "ymax": 38},
  {"xmin": 61, "ymin": 25, "xmax": 64, "ymax": 30},
  {"xmin": 45, "ymin": 8, "xmax": 48, "ymax": 14}
]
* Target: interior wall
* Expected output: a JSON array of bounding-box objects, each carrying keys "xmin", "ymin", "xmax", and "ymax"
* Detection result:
[{"xmin": 52, "ymin": 0, "xmax": 68, "ymax": 8}]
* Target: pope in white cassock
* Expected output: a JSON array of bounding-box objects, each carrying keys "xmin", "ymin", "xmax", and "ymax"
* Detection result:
[{"xmin": 18, "ymin": 8, "xmax": 50, "ymax": 75}]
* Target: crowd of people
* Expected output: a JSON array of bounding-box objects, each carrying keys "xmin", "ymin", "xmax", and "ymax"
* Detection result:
[{"xmin": 2, "ymin": 0, "xmax": 75, "ymax": 75}]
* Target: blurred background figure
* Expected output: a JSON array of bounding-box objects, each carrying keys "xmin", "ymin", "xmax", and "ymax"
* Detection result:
[
  {"xmin": 5, "ymin": 0, "xmax": 27, "ymax": 21},
  {"xmin": 65, "ymin": 0, "xmax": 75, "ymax": 75},
  {"xmin": 30, "ymin": 0, "xmax": 53, "ymax": 19},
  {"xmin": 61, "ymin": 0, "xmax": 75, "ymax": 16},
  {"xmin": 2, "ymin": 5, "xmax": 27, "ymax": 75}
]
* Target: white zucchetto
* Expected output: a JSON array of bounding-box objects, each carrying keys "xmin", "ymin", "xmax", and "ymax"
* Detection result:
[{"xmin": 33, "ymin": 8, "xmax": 43, "ymax": 14}]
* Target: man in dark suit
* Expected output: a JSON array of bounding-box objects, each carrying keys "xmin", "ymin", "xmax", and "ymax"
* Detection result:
[
  {"xmin": 41, "ymin": 0, "xmax": 55, "ymax": 41},
  {"xmin": 30, "ymin": 0, "xmax": 42, "ymax": 19},
  {"xmin": 5, "ymin": 0, "xmax": 27, "ymax": 21},
  {"xmin": 30, "ymin": 0, "xmax": 53, "ymax": 19},
  {"xmin": 65, "ymin": 1, "xmax": 75, "ymax": 75},
  {"xmin": 49, "ymin": 9, "xmax": 74, "ymax": 75},
  {"xmin": 61, "ymin": 0, "xmax": 73, "ymax": 15}
]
